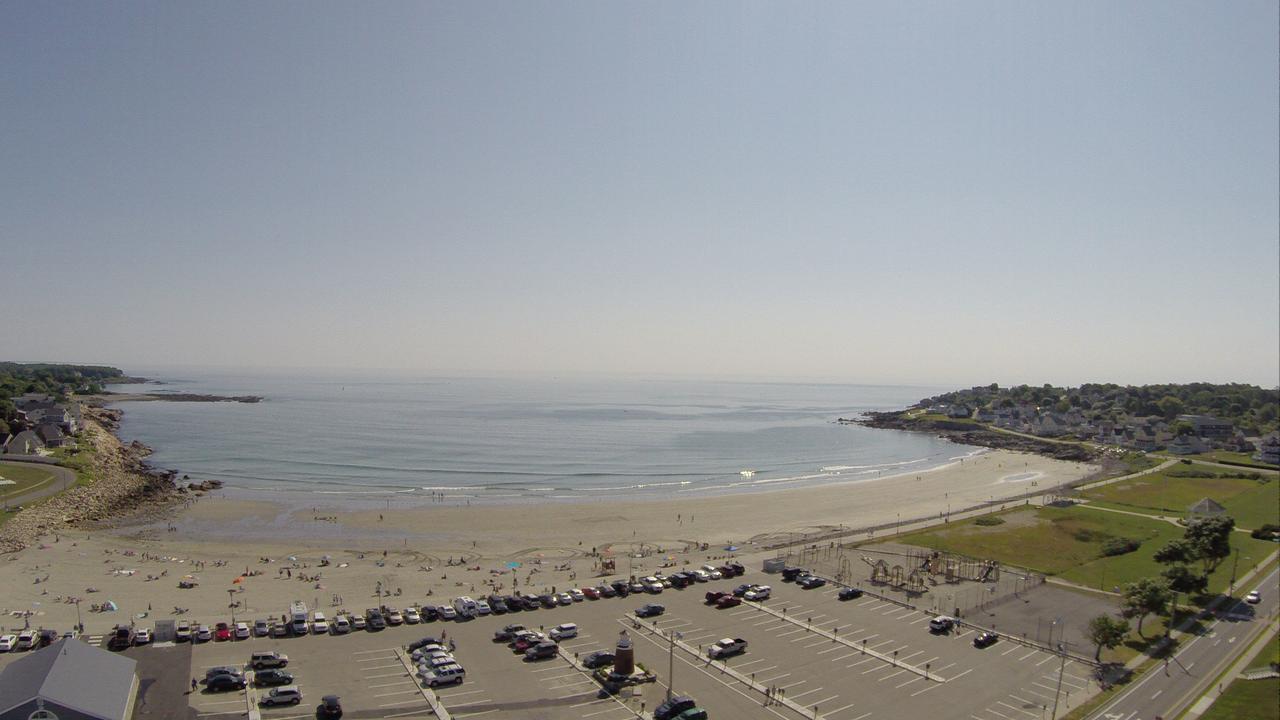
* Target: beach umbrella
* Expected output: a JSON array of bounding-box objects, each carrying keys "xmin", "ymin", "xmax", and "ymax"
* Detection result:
[
  {"xmin": 288, "ymin": 556, "xmax": 297, "ymax": 561},
  {"xmin": 506, "ymin": 561, "xmax": 521, "ymax": 569},
  {"xmin": 232, "ymin": 577, "xmax": 244, "ymax": 584},
  {"xmin": 104, "ymin": 601, "xmax": 118, "ymax": 611},
  {"xmin": 322, "ymin": 555, "xmax": 332, "ymax": 560},
  {"xmin": 725, "ymin": 545, "xmax": 740, "ymax": 552}
]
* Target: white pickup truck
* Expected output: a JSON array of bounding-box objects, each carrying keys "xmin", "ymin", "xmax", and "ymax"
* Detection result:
[{"xmin": 707, "ymin": 637, "xmax": 748, "ymax": 659}]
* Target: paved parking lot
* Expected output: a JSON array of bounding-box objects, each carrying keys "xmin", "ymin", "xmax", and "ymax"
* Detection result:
[{"xmin": 3, "ymin": 565, "xmax": 1104, "ymax": 719}]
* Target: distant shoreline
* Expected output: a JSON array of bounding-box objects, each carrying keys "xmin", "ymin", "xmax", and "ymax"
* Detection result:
[{"xmin": 89, "ymin": 391, "xmax": 263, "ymax": 403}]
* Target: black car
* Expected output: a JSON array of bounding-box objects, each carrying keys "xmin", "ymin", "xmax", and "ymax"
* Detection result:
[
  {"xmin": 487, "ymin": 596, "xmax": 508, "ymax": 614},
  {"xmin": 107, "ymin": 627, "xmax": 133, "ymax": 651},
  {"xmin": 254, "ymin": 669, "xmax": 294, "ymax": 687},
  {"xmin": 973, "ymin": 632, "xmax": 999, "ymax": 649},
  {"xmin": 207, "ymin": 674, "xmax": 247, "ymax": 692},
  {"xmin": 365, "ymin": 609, "xmax": 386, "ymax": 630},
  {"xmin": 582, "ymin": 650, "xmax": 616, "ymax": 669},
  {"xmin": 520, "ymin": 596, "xmax": 541, "ymax": 611},
  {"xmin": 799, "ymin": 575, "xmax": 826, "ymax": 589},
  {"xmin": 781, "ymin": 567, "xmax": 807, "ymax": 582},
  {"xmin": 635, "ymin": 603, "xmax": 665, "ymax": 618},
  {"xmin": 654, "ymin": 695, "xmax": 697, "ymax": 720},
  {"xmin": 726, "ymin": 562, "xmax": 745, "ymax": 576},
  {"xmin": 610, "ymin": 580, "xmax": 631, "ymax": 596},
  {"xmin": 732, "ymin": 584, "xmax": 753, "ymax": 597},
  {"xmin": 599, "ymin": 584, "xmax": 618, "ymax": 598},
  {"xmin": 419, "ymin": 605, "xmax": 439, "ymax": 622},
  {"xmin": 502, "ymin": 595, "xmax": 523, "ymax": 612},
  {"xmin": 838, "ymin": 587, "xmax": 864, "ymax": 600},
  {"xmin": 538, "ymin": 594, "xmax": 557, "ymax": 608},
  {"xmin": 319, "ymin": 695, "xmax": 343, "ymax": 718},
  {"xmin": 669, "ymin": 573, "xmax": 691, "ymax": 589},
  {"xmin": 408, "ymin": 636, "xmax": 442, "ymax": 652}
]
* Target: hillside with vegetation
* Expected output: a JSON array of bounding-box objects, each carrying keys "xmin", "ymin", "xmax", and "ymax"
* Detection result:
[{"xmin": 0, "ymin": 362, "xmax": 130, "ymax": 435}]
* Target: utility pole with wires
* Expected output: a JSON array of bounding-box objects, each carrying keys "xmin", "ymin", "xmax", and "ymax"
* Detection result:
[{"xmin": 667, "ymin": 629, "xmax": 683, "ymax": 700}]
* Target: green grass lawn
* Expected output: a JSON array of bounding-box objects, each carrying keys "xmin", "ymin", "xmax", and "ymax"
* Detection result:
[
  {"xmin": 49, "ymin": 444, "xmax": 98, "ymax": 487},
  {"xmin": 897, "ymin": 504, "xmax": 1278, "ymax": 598},
  {"xmin": 1081, "ymin": 467, "xmax": 1278, "ymax": 530},
  {"xmin": 1194, "ymin": 450, "xmax": 1280, "ymax": 470},
  {"xmin": 0, "ymin": 462, "xmax": 59, "ymax": 502}
]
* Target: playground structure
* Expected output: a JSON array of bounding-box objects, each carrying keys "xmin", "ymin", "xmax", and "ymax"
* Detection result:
[{"xmin": 781, "ymin": 542, "xmax": 1041, "ymax": 614}]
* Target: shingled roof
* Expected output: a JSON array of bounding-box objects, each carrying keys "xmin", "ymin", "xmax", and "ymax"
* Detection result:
[{"xmin": 0, "ymin": 638, "xmax": 138, "ymax": 719}]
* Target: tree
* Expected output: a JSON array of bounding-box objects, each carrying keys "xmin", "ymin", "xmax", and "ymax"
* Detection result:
[
  {"xmin": 1087, "ymin": 615, "xmax": 1130, "ymax": 662},
  {"xmin": 1170, "ymin": 421, "xmax": 1195, "ymax": 437},
  {"xmin": 1162, "ymin": 565, "xmax": 1208, "ymax": 595},
  {"xmin": 1184, "ymin": 516, "xmax": 1235, "ymax": 575},
  {"xmin": 1121, "ymin": 578, "xmax": 1172, "ymax": 637},
  {"xmin": 1157, "ymin": 395, "xmax": 1185, "ymax": 420},
  {"xmin": 1153, "ymin": 539, "xmax": 1193, "ymax": 565}
]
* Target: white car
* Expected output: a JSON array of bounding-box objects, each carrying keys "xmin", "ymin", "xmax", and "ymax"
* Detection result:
[
  {"xmin": 744, "ymin": 585, "xmax": 771, "ymax": 601},
  {"xmin": 312, "ymin": 615, "xmax": 329, "ymax": 634},
  {"xmin": 333, "ymin": 615, "xmax": 351, "ymax": 633},
  {"xmin": 691, "ymin": 570, "xmax": 710, "ymax": 583},
  {"xmin": 351, "ymin": 615, "xmax": 367, "ymax": 630},
  {"xmin": 1245, "ymin": 591, "xmax": 1261, "ymax": 604},
  {"xmin": 175, "ymin": 621, "xmax": 192, "ymax": 642},
  {"xmin": 0, "ymin": 634, "xmax": 17, "ymax": 652},
  {"xmin": 134, "ymin": 628, "xmax": 152, "ymax": 645},
  {"xmin": 234, "ymin": 622, "xmax": 251, "ymax": 640},
  {"xmin": 16, "ymin": 631, "xmax": 36, "ymax": 650},
  {"xmin": 417, "ymin": 653, "xmax": 457, "ymax": 670},
  {"xmin": 568, "ymin": 588, "xmax": 585, "ymax": 602},
  {"xmin": 702, "ymin": 565, "xmax": 723, "ymax": 580},
  {"xmin": 549, "ymin": 623, "xmax": 578, "ymax": 641},
  {"xmin": 385, "ymin": 608, "xmax": 404, "ymax": 625},
  {"xmin": 475, "ymin": 600, "xmax": 492, "ymax": 616},
  {"xmin": 418, "ymin": 666, "xmax": 466, "ymax": 687},
  {"xmin": 438, "ymin": 606, "xmax": 458, "ymax": 621},
  {"xmin": 195, "ymin": 625, "xmax": 212, "ymax": 642},
  {"xmin": 404, "ymin": 608, "xmax": 421, "ymax": 624},
  {"xmin": 555, "ymin": 592, "xmax": 573, "ymax": 606},
  {"xmin": 411, "ymin": 644, "xmax": 448, "ymax": 661}
]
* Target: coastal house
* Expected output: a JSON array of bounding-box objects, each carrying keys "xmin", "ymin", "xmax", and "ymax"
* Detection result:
[
  {"xmin": 1131, "ymin": 426, "xmax": 1159, "ymax": 452},
  {"xmin": 35, "ymin": 423, "xmax": 69, "ymax": 448},
  {"xmin": 12, "ymin": 393, "xmax": 55, "ymax": 411},
  {"xmin": 0, "ymin": 638, "xmax": 139, "ymax": 720},
  {"xmin": 947, "ymin": 405, "xmax": 972, "ymax": 419},
  {"xmin": 1177, "ymin": 414, "xmax": 1234, "ymax": 440},
  {"xmin": 1030, "ymin": 414, "xmax": 1066, "ymax": 437},
  {"xmin": 1167, "ymin": 434, "xmax": 1207, "ymax": 455},
  {"xmin": 2, "ymin": 430, "xmax": 44, "ymax": 455},
  {"xmin": 975, "ymin": 407, "xmax": 996, "ymax": 423},
  {"xmin": 1255, "ymin": 433, "xmax": 1280, "ymax": 466}
]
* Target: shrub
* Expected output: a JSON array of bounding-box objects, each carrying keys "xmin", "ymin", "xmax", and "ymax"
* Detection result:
[
  {"xmin": 1073, "ymin": 528, "xmax": 1097, "ymax": 542},
  {"xmin": 1101, "ymin": 537, "xmax": 1142, "ymax": 557},
  {"xmin": 1250, "ymin": 524, "xmax": 1280, "ymax": 541},
  {"xmin": 975, "ymin": 516, "xmax": 1005, "ymax": 527}
]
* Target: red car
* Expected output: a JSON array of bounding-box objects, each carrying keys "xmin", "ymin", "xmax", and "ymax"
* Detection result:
[
  {"xmin": 716, "ymin": 595, "xmax": 742, "ymax": 609},
  {"xmin": 582, "ymin": 587, "xmax": 599, "ymax": 600},
  {"xmin": 214, "ymin": 622, "xmax": 232, "ymax": 641},
  {"xmin": 705, "ymin": 591, "xmax": 728, "ymax": 605}
]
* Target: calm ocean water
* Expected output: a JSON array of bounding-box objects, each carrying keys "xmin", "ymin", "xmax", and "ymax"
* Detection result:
[{"xmin": 108, "ymin": 371, "xmax": 977, "ymax": 503}]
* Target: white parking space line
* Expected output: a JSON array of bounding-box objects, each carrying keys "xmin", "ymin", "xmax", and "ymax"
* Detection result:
[
  {"xmin": 1018, "ymin": 650, "xmax": 1038, "ymax": 662},
  {"xmin": 380, "ymin": 699, "xmax": 430, "ymax": 708},
  {"xmin": 361, "ymin": 663, "xmax": 403, "ymax": 671},
  {"xmin": 900, "ymin": 650, "xmax": 924, "ymax": 663},
  {"xmin": 437, "ymin": 689, "xmax": 485, "ymax": 698},
  {"xmin": 950, "ymin": 668, "xmax": 974, "ymax": 681},
  {"xmin": 911, "ymin": 681, "xmax": 943, "ymax": 697},
  {"xmin": 452, "ymin": 710, "xmax": 498, "ymax": 719},
  {"xmin": 582, "ymin": 706, "xmax": 628, "ymax": 718},
  {"xmin": 908, "ymin": 617, "xmax": 931, "ymax": 625},
  {"xmin": 788, "ymin": 686, "xmax": 827, "ymax": 701},
  {"xmin": 891, "ymin": 609, "xmax": 917, "ymax": 619},
  {"xmin": 776, "ymin": 627, "xmax": 808, "ymax": 638},
  {"xmin": 369, "ymin": 680, "xmax": 415, "ymax": 688},
  {"xmin": 1034, "ymin": 655, "xmax": 1054, "ymax": 667},
  {"xmin": 1010, "ymin": 693, "xmax": 1045, "ymax": 707},
  {"xmin": 854, "ymin": 633, "xmax": 879, "ymax": 643},
  {"xmin": 869, "ymin": 639, "xmax": 895, "ymax": 650},
  {"xmin": 896, "ymin": 676, "xmax": 922, "ymax": 689},
  {"xmin": 780, "ymin": 679, "xmax": 808, "ymax": 691},
  {"xmin": 382, "ymin": 710, "xmax": 437, "ymax": 719},
  {"xmin": 754, "ymin": 620, "xmax": 789, "ymax": 629},
  {"xmin": 365, "ymin": 671, "xmax": 410, "ymax": 679},
  {"xmin": 830, "ymin": 652, "xmax": 860, "ymax": 662},
  {"xmin": 809, "ymin": 694, "xmax": 842, "ymax": 708},
  {"xmin": 375, "ymin": 689, "xmax": 423, "ymax": 698},
  {"xmin": 1002, "ymin": 644, "xmax": 1020, "ymax": 655},
  {"xmin": 802, "ymin": 638, "xmax": 831, "ymax": 649},
  {"xmin": 878, "ymin": 668, "xmax": 908, "ymax": 682},
  {"xmin": 353, "ymin": 647, "xmax": 394, "ymax": 655},
  {"xmin": 861, "ymin": 664, "xmax": 891, "ymax": 675},
  {"xmin": 735, "ymin": 658, "xmax": 770, "ymax": 668},
  {"xmin": 996, "ymin": 700, "xmax": 1039, "ymax": 718},
  {"xmin": 357, "ymin": 655, "xmax": 396, "ymax": 662},
  {"xmin": 846, "ymin": 657, "xmax": 877, "ymax": 669},
  {"xmin": 759, "ymin": 672, "xmax": 791, "ymax": 684},
  {"xmin": 816, "ymin": 645, "xmax": 847, "ymax": 655},
  {"xmin": 822, "ymin": 701, "xmax": 859, "ymax": 718},
  {"xmin": 1018, "ymin": 687, "xmax": 1054, "ymax": 702},
  {"xmin": 531, "ymin": 665, "xmax": 572, "ymax": 673}
]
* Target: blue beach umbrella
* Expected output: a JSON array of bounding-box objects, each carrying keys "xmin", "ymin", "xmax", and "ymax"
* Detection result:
[{"xmin": 506, "ymin": 561, "xmax": 521, "ymax": 569}]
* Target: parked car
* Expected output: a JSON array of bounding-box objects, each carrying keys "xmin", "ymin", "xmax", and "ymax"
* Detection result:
[
  {"xmin": 705, "ymin": 590, "xmax": 728, "ymax": 604},
  {"xmin": 214, "ymin": 622, "xmax": 232, "ymax": 642},
  {"xmin": 365, "ymin": 609, "xmax": 386, "ymax": 630},
  {"xmin": 351, "ymin": 614, "xmax": 367, "ymax": 630},
  {"xmin": 253, "ymin": 619, "xmax": 270, "ymax": 637},
  {"xmin": 0, "ymin": 635, "xmax": 17, "ymax": 652},
  {"xmin": 205, "ymin": 666, "xmax": 244, "ymax": 680},
  {"xmin": 176, "ymin": 620, "xmax": 192, "ymax": 642},
  {"xmin": 254, "ymin": 669, "xmax": 295, "ymax": 686},
  {"xmin": 133, "ymin": 628, "xmax": 152, "ymax": 645},
  {"xmin": 732, "ymin": 584, "xmax": 753, "ymax": 597},
  {"xmin": 582, "ymin": 650, "xmax": 615, "ymax": 669},
  {"xmin": 409, "ymin": 636, "xmax": 443, "ymax": 651},
  {"xmin": 421, "ymin": 605, "xmax": 440, "ymax": 621},
  {"xmin": 799, "ymin": 575, "xmax": 826, "ymax": 589},
  {"xmin": 419, "ymin": 666, "xmax": 466, "ymax": 687},
  {"xmin": 1245, "ymin": 590, "xmax": 1261, "ymax": 604},
  {"xmin": 725, "ymin": 562, "xmax": 745, "ymax": 576},
  {"xmin": 437, "ymin": 605, "xmax": 458, "ymax": 621},
  {"xmin": 838, "ymin": 587, "xmax": 864, "ymax": 601},
  {"xmin": 929, "ymin": 616, "xmax": 956, "ymax": 633},
  {"xmin": 514, "ymin": 633, "xmax": 547, "ymax": 652},
  {"xmin": 744, "ymin": 585, "xmax": 771, "ymax": 601},
  {"xmin": 333, "ymin": 614, "xmax": 351, "ymax": 633},
  {"xmin": 654, "ymin": 695, "xmax": 697, "ymax": 720},
  {"xmin": 260, "ymin": 685, "xmax": 303, "ymax": 706},
  {"xmin": 781, "ymin": 567, "xmax": 807, "ymax": 582},
  {"xmin": 635, "ymin": 604, "xmax": 665, "ymax": 618},
  {"xmin": 419, "ymin": 653, "xmax": 458, "ymax": 670},
  {"xmin": 385, "ymin": 608, "xmax": 404, "ymax": 626},
  {"xmin": 404, "ymin": 607, "xmax": 421, "ymax": 624},
  {"xmin": 106, "ymin": 627, "xmax": 131, "ymax": 651},
  {"xmin": 599, "ymin": 584, "xmax": 618, "ymax": 598},
  {"xmin": 235, "ymin": 622, "xmax": 251, "ymax": 640},
  {"xmin": 207, "ymin": 674, "xmax": 247, "ymax": 692},
  {"xmin": 582, "ymin": 586, "xmax": 600, "ymax": 600},
  {"xmin": 691, "ymin": 570, "xmax": 710, "ymax": 583},
  {"xmin": 707, "ymin": 638, "xmax": 747, "ymax": 659},
  {"xmin": 525, "ymin": 640, "xmax": 559, "ymax": 660},
  {"xmin": 568, "ymin": 588, "xmax": 585, "ymax": 602},
  {"xmin": 556, "ymin": 592, "xmax": 573, "ymax": 606},
  {"xmin": 549, "ymin": 623, "xmax": 578, "ymax": 641},
  {"xmin": 319, "ymin": 695, "xmax": 343, "ymax": 718},
  {"xmin": 675, "ymin": 708, "xmax": 709, "ymax": 720},
  {"xmin": 973, "ymin": 632, "xmax": 999, "ymax": 649},
  {"xmin": 487, "ymin": 597, "xmax": 507, "ymax": 614},
  {"xmin": 716, "ymin": 595, "xmax": 741, "ymax": 609},
  {"xmin": 195, "ymin": 625, "xmax": 213, "ymax": 642},
  {"xmin": 475, "ymin": 600, "xmax": 492, "ymax": 616},
  {"xmin": 493, "ymin": 624, "xmax": 526, "ymax": 642},
  {"xmin": 251, "ymin": 650, "xmax": 290, "ymax": 669},
  {"xmin": 270, "ymin": 622, "xmax": 289, "ymax": 638}
]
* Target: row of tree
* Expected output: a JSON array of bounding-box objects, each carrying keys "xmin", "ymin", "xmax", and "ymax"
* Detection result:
[
  {"xmin": 0, "ymin": 362, "xmax": 126, "ymax": 436},
  {"xmin": 1086, "ymin": 516, "xmax": 1237, "ymax": 662}
]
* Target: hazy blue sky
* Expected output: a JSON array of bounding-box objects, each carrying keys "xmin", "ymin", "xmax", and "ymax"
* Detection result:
[{"xmin": 3, "ymin": 2, "xmax": 1277, "ymax": 387}]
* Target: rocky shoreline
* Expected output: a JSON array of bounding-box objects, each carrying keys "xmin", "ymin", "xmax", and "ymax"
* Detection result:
[
  {"xmin": 95, "ymin": 392, "xmax": 263, "ymax": 403},
  {"xmin": 857, "ymin": 411, "xmax": 1099, "ymax": 462},
  {"xmin": 0, "ymin": 406, "xmax": 218, "ymax": 553}
]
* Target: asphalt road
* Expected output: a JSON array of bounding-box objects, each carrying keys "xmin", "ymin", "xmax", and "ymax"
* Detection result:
[
  {"xmin": 0, "ymin": 460, "xmax": 77, "ymax": 508},
  {"xmin": 1088, "ymin": 565, "xmax": 1279, "ymax": 720}
]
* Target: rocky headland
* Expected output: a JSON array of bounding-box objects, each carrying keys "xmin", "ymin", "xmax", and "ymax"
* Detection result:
[{"xmin": 855, "ymin": 411, "xmax": 1099, "ymax": 462}]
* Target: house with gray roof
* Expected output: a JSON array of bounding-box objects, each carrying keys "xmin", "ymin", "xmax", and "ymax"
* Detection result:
[
  {"xmin": 0, "ymin": 638, "xmax": 138, "ymax": 720},
  {"xmin": 2, "ymin": 430, "xmax": 45, "ymax": 456}
]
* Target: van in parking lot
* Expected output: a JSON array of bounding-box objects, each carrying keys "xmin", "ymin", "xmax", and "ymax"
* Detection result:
[
  {"xmin": 419, "ymin": 664, "xmax": 466, "ymax": 686},
  {"xmin": 251, "ymin": 650, "xmax": 289, "ymax": 669}
]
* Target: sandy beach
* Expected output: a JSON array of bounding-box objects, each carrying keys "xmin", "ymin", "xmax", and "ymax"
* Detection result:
[{"xmin": 0, "ymin": 449, "xmax": 1094, "ymax": 637}]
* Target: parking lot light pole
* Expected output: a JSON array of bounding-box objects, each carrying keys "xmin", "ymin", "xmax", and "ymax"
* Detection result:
[{"xmin": 667, "ymin": 630, "xmax": 683, "ymax": 701}]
